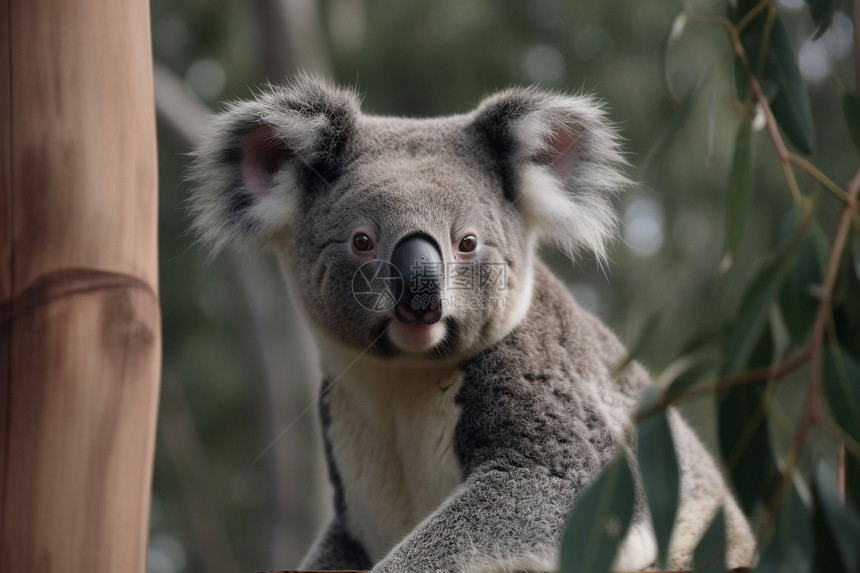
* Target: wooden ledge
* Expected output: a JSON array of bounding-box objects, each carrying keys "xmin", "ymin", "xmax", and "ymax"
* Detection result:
[{"xmin": 254, "ymin": 567, "xmax": 752, "ymax": 573}]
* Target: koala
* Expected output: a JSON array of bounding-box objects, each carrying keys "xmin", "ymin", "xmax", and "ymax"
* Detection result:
[{"xmin": 188, "ymin": 75, "xmax": 756, "ymax": 572}]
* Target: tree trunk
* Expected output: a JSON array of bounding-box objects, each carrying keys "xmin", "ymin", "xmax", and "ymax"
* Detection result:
[{"xmin": 0, "ymin": 0, "xmax": 161, "ymax": 572}]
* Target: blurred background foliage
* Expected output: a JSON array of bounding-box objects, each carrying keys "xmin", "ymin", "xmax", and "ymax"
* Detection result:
[{"xmin": 149, "ymin": 0, "xmax": 857, "ymax": 571}]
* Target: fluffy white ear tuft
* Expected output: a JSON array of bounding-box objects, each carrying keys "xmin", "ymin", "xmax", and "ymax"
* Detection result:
[
  {"xmin": 187, "ymin": 75, "xmax": 359, "ymax": 255},
  {"xmin": 473, "ymin": 89, "xmax": 631, "ymax": 263}
]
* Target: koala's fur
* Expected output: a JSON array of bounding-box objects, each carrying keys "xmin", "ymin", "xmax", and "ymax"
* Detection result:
[{"xmin": 189, "ymin": 75, "xmax": 756, "ymax": 572}]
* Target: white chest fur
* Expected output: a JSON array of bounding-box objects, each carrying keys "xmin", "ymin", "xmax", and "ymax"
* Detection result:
[{"xmin": 323, "ymin": 363, "xmax": 464, "ymax": 562}]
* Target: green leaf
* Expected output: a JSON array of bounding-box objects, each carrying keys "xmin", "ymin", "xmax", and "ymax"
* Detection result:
[
  {"xmin": 719, "ymin": 324, "xmax": 779, "ymax": 514},
  {"xmin": 615, "ymin": 313, "xmax": 661, "ymax": 376},
  {"xmin": 723, "ymin": 265, "xmax": 781, "ymax": 375},
  {"xmin": 772, "ymin": 202, "xmax": 808, "ymax": 255},
  {"xmin": 560, "ymin": 455, "xmax": 636, "ymax": 573},
  {"xmin": 779, "ymin": 233, "xmax": 826, "ymax": 345},
  {"xmin": 847, "ymin": 453, "xmax": 860, "ymax": 512},
  {"xmin": 852, "ymin": 234, "xmax": 860, "ymax": 283},
  {"xmin": 812, "ymin": 461, "xmax": 860, "ymax": 573},
  {"xmin": 843, "ymin": 92, "xmax": 860, "ymax": 154},
  {"xmin": 734, "ymin": 6, "xmax": 814, "ymax": 153},
  {"xmin": 755, "ymin": 481, "xmax": 812, "ymax": 573},
  {"xmin": 637, "ymin": 387, "xmax": 680, "ymax": 569},
  {"xmin": 660, "ymin": 12, "xmax": 688, "ymax": 108},
  {"xmin": 833, "ymin": 234, "xmax": 860, "ymax": 363},
  {"xmin": 724, "ymin": 204, "xmax": 812, "ymax": 375},
  {"xmin": 822, "ymin": 346, "xmax": 860, "ymax": 444},
  {"xmin": 723, "ymin": 117, "xmax": 754, "ymax": 264},
  {"xmin": 639, "ymin": 88, "xmax": 699, "ymax": 175},
  {"xmin": 694, "ymin": 507, "xmax": 726, "ymax": 573},
  {"xmin": 766, "ymin": 20, "xmax": 815, "ymax": 154},
  {"xmin": 804, "ymin": 0, "xmax": 838, "ymax": 39}
]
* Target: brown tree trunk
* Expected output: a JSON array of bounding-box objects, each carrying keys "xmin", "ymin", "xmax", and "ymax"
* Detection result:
[{"xmin": 0, "ymin": 1, "xmax": 161, "ymax": 572}]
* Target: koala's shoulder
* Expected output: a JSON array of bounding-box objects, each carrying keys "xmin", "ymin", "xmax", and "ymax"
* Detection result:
[
  {"xmin": 465, "ymin": 262, "xmax": 639, "ymax": 386},
  {"xmin": 454, "ymin": 263, "xmax": 649, "ymax": 479}
]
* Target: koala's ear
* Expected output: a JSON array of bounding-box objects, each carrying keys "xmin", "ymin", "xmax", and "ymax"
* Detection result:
[
  {"xmin": 471, "ymin": 88, "xmax": 630, "ymax": 262},
  {"xmin": 188, "ymin": 75, "xmax": 360, "ymax": 254}
]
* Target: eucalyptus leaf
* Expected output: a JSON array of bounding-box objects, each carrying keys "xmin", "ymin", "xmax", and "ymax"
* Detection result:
[
  {"xmin": 848, "ymin": 453, "xmax": 860, "ymax": 511},
  {"xmin": 734, "ymin": 3, "xmax": 814, "ymax": 153},
  {"xmin": 843, "ymin": 92, "xmax": 860, "ymax": 154},
  {"xmin": 637, "ymin": 387, "xmax": 679, "ymax": 569},
  {"xmin": 723, "ymin": 117, "xmax": 754, "ymax": 264},
  {"xmin": 822, "ymin": 346, "xmax": 860, "ymax": 445},
  {"xmin": 755, "ymin": 481, "xmax": 812, "ymax": 573},
  {"xmin": 694, "ymin": 507, "xmax": 726, "ymax": 573},
  {"xmin": 640, "ymin": 88, "xmax": 699, "ymax": 176},
  {"xmin": 719, "ymin": 324, "xmax": 779, "ymax": 514},
  {"xmin": 725, "ymin": 205, "xmax": 812, "ymax": 374},
  {"xmin": 723, "ymin": 265, "xmax": 781, "ymax": 375},
  {"xmin": 852, "ymin": 234, "xmax": 860, "ymax": 283},
  {"xmin": 615, "ymin": 314, "xmax": 661, "ymax": 376},
  {"xmin": 772, "ymin": 203, "xmax": 805, "ymax": 255},
  {"xmin": 762, "ymin": 20, "xmax": 814, "ymax": 154},
  {"xmin": 804, "ymin": 0, "xmax": 838, "ymax": 39},
  {"xmin": 559, "ymin": 455, "xmax": 636, "ymax": 573},
  {"xmin": 833, "ymin": 235, "xmax": 860, "ymax": 363},
  {"xmin": 778, "ymin": 235, "xmax": 825, "ymax": 345},
  {"xmin": 660, "ymin": 12, "xmax": 687, "ymax": 107},
  {"xmin": 812, "ymin": 461, "xmax": 860, "ymax": 573}
]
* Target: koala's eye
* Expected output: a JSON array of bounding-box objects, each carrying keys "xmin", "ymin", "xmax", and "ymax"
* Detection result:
[
  {"xmin": 352, "ymin": 233, "xmax": 374, "ymax": 252},
  {"xmin": 458, "ymin": 235, "xmax": 478, "ymax": 253}
]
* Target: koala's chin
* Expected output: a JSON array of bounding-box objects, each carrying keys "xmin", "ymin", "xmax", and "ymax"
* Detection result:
[{"xmin": 386, "ymin": 320, "xmax": 448, "ymax": 354}]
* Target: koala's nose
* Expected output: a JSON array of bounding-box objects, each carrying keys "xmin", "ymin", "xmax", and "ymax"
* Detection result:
[{"xmin": 391, "ymin": 234, "xmax": 443, "ymax": 325}]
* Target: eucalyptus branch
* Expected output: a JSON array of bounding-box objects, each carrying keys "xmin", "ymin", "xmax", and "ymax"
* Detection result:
[
  {"xmin": 650, "ymin": 0, "xmax": 860, "ymax": 554},
  {"xmin": 735, "ymin": 0, "xmax": 770, "ymax": 33},
  {"xmin": 685, "ymin": 9, "xmax": 859, "ymax": 213},
  {"xmin": 808, "ymin": 166, "xmax": 860, "ymax": 386},
  {"xmin": 637, "ymin": 165, "xmax": 860, "ymax": 541},
  {"xmin": 788, "ymin": 154, "xmax": 851, "ymax": 204},
  {"xmin": 685, "ymin": 11, "xmax": 804, "ymax": 202},
  {"xmin": 635, "ymin": 350, "xmax": 809, "ymax": 421},
  {"xmin": 759, "ymin": 165, "xmax": 860, "ymax": 532},
  {"xmin": 820, "ymin": 416, "xmax": 860, "ymax": 461}
]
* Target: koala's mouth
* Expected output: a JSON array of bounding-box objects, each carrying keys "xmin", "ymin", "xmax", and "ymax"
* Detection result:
[{"xmin": 386, "ymin": 319, "xmax": 447, "ymax": 354}]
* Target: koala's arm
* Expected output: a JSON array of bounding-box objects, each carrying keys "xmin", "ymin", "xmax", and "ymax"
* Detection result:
[
  {"xmin": 300, "ymin": 516, "xmax": 372, "ymax": 571},
  {"xmin": 373, "ymin": 466, "xmax": 575, "ymax": 573}
]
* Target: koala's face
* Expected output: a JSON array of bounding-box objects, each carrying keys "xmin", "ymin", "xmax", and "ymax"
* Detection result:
[
  {"xmin": 284, "ymin": 126, "xmax": 531, "ymax": 359},
  {"xmin": 190, "ymin": 77, "xmax": 627, "ymax": 362}
]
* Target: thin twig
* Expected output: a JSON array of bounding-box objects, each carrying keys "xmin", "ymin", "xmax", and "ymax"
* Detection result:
[
  {"xmin": 788, "ymin": 154, "xmax": 852, "ymax": 204},
  {"xmin": 636, "ymin": 350, "xmax": 809, "ymax": 421},
  {"xmin": 820, "ymin": 416, "xmax": 860, "ymax": 460},
  {"xmin": 685, "ymin": 11, "xmax": 804, "ymax": 202},
  {"xmin": 736, "ymin": 0, "xmax": 771, "ymax": 33}
]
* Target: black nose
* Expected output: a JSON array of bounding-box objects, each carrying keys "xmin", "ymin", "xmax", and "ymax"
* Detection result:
[{"xmin": 391, "ymin": 234, "xmax": 443, "ymax": 325}]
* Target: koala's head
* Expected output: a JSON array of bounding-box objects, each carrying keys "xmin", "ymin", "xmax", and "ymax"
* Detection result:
[{"xmin": 189, "ymin": 75, "xmax": 628, "ymax": 363}]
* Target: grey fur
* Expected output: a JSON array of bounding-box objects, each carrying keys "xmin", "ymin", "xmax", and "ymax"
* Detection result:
[{"xmin": 188, "ymin": 76, "xmax": 756, "ymax": 572}]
